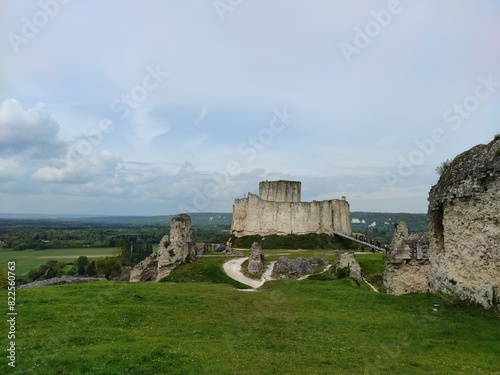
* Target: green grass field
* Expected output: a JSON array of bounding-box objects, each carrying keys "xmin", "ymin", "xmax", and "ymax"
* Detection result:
[
  {"xmin": 0, "ymin": 247, "xmax": 118, "ymax": 279},
  {"xmin": 0, "ymin": 252, "xmax": 499, "ymax": 375}
]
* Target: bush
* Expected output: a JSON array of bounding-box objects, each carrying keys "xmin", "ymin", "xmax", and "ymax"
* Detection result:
[
  {"xmin": 336, "ymin": 265, "xmax": 350, "ymax": 279},
  {"xmin": 230, "ymin": 233, "xmax": 355, "ymax": 250},
  {"xmin": 27, "ymin": 260, "xmax": 66, "ymax": 281},
  {"xmin": 96, "ymin": 257, "xmax": 122, "ymax": 280},
  {"xmin": 436, "ymin": 159, "xmax": 451, "ymax": 175}
]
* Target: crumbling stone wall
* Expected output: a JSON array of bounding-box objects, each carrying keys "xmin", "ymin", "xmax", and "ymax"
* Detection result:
[
  {"xmin": 427, "ymin": 138, "xmax": 500, "ymax": 308},
  {"xmin": 130, "ymin": 214, "xmax": 197, "ymax": 282},
  {"xmin": 232, "ymin": 181, "xmax": 351, "ymax": 237},
  {"xmin": 383, "ymin": 221, "xmax": 430, "ymax": 295},
  {"xmin": 247, "ymin": 242, "xmax": 264, "ymax": 274}
]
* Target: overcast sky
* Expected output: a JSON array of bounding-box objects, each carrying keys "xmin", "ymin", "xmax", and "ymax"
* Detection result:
[{"xmin": 0, "ymin": 1, "xmax": 499, "ymax": 216}]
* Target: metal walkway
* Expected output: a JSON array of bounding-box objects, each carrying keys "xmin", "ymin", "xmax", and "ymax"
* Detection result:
[{"xmin": 332, "ymin": 231, "xmax": 385, "ymax": 252}]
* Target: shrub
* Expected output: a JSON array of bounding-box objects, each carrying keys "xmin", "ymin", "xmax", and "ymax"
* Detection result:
[
  {"xmin": 494, "ymin": 133, "xmax": 500, "ymax": 141},
  {"xmin": 436, "ymin": 159, "xmax": 451, "ymax": 175},
  {"xmin": 96, "ymin": 257, "xmax": 122, "ymax": 280},
  {"xmin": 336, "ymin": 265, "xmax": 350, "ymax": 279},
  {"xmin": 230, "ymin": 233, "xmax": 355, "ymax": 250}
]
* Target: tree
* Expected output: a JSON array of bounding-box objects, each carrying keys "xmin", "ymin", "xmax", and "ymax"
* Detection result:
[
  {"xmin": 86, "ymin": 261, "xmax": 97, "ymax": 277},
  {"xmin": 76, "ymin": 256, "xmax": 90, "ymax": 275},
  {"xmin": 119, "ymin": 240, "xmax": 131, "ymax": 265},
  {"xmin": 44, "ymin": 267, "xmax": 56, "ymax": 279},
  {"xmin": 96, "ymin": 257, "xmax": 122, "ymax": 280}
]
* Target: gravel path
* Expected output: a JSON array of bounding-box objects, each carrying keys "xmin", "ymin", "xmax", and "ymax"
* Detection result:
[{"xmin": 223, "ymin": 258, "xmax": 276, "ymax": 289}]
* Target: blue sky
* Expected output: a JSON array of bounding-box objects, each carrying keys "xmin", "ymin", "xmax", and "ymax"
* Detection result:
[{"xmin": 0, "ymin": 0, "xmax": 499, "ymax": 215}]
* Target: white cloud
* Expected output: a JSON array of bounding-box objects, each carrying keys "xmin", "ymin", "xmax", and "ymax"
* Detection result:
[
  {"xmin": 0, "ymin": 99, "xmax": 64, "ymax": 156},
  {"xmin": 1, "ymin": 2, "xmax": 499, "ymax": 215}
]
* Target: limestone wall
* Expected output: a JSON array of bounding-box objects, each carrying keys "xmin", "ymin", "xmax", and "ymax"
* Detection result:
[
  {"xmin": 383, "ymin": 222, "xmax": 430, "ymax": 295},
  {"xmin": 259, "ymin": 180, "xmax": 301, "ymax": 202},
  {"xmin": 231, "ymin": 192, "xmax": 351, "ymax": 237},
  {"xmin": 427, "ymin": 139, "xmax": 500, "ymax": 308}
]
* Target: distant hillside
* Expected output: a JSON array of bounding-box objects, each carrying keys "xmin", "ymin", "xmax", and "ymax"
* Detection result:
[
  {"xmin": 0, "ymin": 212, "xmax": 426, "ymax": 232},
  {"xmin": 350, "ymin": 211, "xmax": 428, "ymax": 236},
  {"xmin": 0, "ymin": 212, "xmax": 233, "ymax": 227}
]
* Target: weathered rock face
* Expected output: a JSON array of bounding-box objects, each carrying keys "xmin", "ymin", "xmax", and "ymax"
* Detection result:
[
  {"xmin": 427, "ymin": 138, "xmax": 500, "ymax": 308},
  {"xmin": 157, "ymin": 214, "xmax": 197, "ymax": 280},
  {"xmin": 383, "ymin": 222, "xmax": 430, "ymax": 295},
  {"xmin": 130, "ymin": 252, "xmax": 159, "ymax": 282},
  {"xmin": 232, "ymin": 181, "xmax": 351, "ymax": 237},
  {"xmin": 334, "ymin": 252, "xmax": 363, "ymax": 281},
  {"xmin": 247, "ymin": 242, "xmax": 264, "ymax": 274},
  {"xmin": 130, "ymin": 214, "xmax": 197, "ymax": 282},
  {"xmin": 274, "ymin": 256, "xmax": 324, "ymax": 278}
]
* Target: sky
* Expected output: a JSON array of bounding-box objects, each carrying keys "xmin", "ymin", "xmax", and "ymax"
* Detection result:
[{"xmin": 0, "ymin": 0, "xmax": 499, "ymax": 216}]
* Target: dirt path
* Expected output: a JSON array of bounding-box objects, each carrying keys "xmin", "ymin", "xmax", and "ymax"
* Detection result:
[{"xmin": 223, "ymin": 258, "xmax": 276, "ymax": 289}]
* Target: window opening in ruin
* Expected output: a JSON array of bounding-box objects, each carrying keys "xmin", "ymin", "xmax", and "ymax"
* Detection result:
[{"xmin": 431, "ymin": 203, "xmax": 445, "ymax": 253}]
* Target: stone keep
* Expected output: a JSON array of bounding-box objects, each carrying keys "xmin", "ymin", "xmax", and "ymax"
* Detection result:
[
  {"xmin": 427, "ymin": 138, "xmax": 500, "ymax": 308},
  {"xmin": 231, "ymin": 180, "xmax": 351, "ymax": 237}
]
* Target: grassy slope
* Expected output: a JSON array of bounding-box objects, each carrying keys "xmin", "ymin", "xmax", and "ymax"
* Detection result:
[
  {"xmin": 160, "ymin": 257, "xmax": 250, "ymax": 289},
  {"xmin": 0, "ymin": 277, "xmax": 498, "ymax": 375},
  {"xmin": 0, "ymin": 248, "xmax": 117, "ymax": 279}
]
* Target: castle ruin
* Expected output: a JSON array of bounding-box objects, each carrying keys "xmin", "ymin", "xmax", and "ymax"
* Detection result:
[
  {"xmin": 231, "ymin": 180, "xmax": 351, "ymax": 237},
  {"xmin": 384, "ymin": 137, "xmax": 500, "ymax": 309},
  {"xmin": 427, "ymin": 138, "xmax": 500, "ymax": 308},
  {"xmin": 130, "ymin": 214, "xmax": 198, "ymax": 282}
]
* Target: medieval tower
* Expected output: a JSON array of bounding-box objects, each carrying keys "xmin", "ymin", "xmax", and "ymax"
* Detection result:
[{"xmin": 231, "ymin": 180, "xmax": 351, "ymax": 237}]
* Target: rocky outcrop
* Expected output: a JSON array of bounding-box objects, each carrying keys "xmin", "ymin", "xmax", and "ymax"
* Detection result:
[
  {"xmin": 130, "ymin": 214, "xmax": 197, "ymax": 282},
  {"xmin": 130, "ymin": 252, "xmax": 159, "ymax": 282},
  {"xmin": 427, "ymin": 138, "xmax": 500, "ymax": 308},
  {"xmin": 383, "ymin": 222, "xmax": 430, "ymax": 295},
  {"xmin": 274, "ymin": 256, "xmax": 324, "ymax": 278},
  {"xmin": 334, "ymin": 252, "xmax": 363, "ymax": 281},
  {"xmin": 231, "ymin": 180, "xmax": 351, "ymax": 237},
  {"xmin": 247, "ymin": 242, "xmax": 264, "ymax": 274}
]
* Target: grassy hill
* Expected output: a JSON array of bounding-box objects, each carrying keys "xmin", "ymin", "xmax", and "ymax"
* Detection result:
[{"xmin": 1, "ymin": 254, "xmax": 498, "ymax": 375}]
